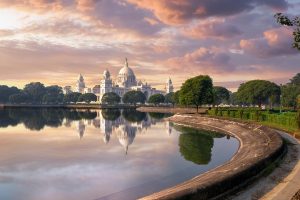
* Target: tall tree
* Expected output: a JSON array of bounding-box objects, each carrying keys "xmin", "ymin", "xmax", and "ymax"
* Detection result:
[
  {"xmin": 281, "ymin": 73, "xmax": 300, "ymax": 110},
  {"xmin": 179, "ymin": 75, "xmax": 214, "ymax": 113},
  {"xmin": 9, "ymin": 93, "xmax": 29, "ymax": 104},
  {"xmin": 0, "ymin": 86, "xmax": 20, "ymax": 103},
  {"xmin": 148, "ymin": 94, "xmax": 165, "ymax": 105},
  {"xmin": 122, "ymin": 91, "xmax": 146, "ymax": 105},
  {"xmin": 43, "ymin": 85, "xmax": 64, "ymax": 104},
  {"xmin": 63, "ymin": 92, "xmax": 82, "ymax": 103},
  {"xmin": 23, "ymin": 82, "xmax": 46, "ymax": 104},
  {"xmin": 213, "ymin": 86, "xmax": 230, "ymax": 105},
  {"xmin": 275, "ymin": 13, "xmax": 300, "ymax": 51},
  {"xmin": 101, "ymin": 92, "xmax": 121, "ymax": 104},
  {"xmin": 164, "ymin": 92, "xmax": 175, "ymax": 106},
  {"xmin": 236, "ymin": 80, "xmax": 281, "ymax": 108},
  {"xmin": 78, "ymin": 93, "xmax": 97, "ymax": 103}
]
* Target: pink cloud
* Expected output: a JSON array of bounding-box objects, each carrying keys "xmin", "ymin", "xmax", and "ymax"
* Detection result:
[
  {"xmin": 182, "ymin": 19, "xmax": 242, "ymax": 40},
  {"xmin": 166, "ymin": 47, "xmax": 235, "ymax": 74},
  {"xmin": 127, "ymin": 0, "xmax": 288, "ymax": 25},
  {"xmin": 240, "ymin": 27, "xmax": 297, "ymax": 58}
]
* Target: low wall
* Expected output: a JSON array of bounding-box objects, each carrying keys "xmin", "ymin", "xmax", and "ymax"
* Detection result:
[
  {"xmin": 140, "ymin": 114, "xmax": 285, "ymax": 200},
  {"xmin": 137, "ymin": 106, "xmax": 208, "ymax": 114}
]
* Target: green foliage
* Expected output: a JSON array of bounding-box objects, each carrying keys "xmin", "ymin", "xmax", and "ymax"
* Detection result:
[
  {"xmin": 208, "ymin": 108, "xmax": 299, "ymax": 132},
  {"xmin": 9, "ymin": 93, "xmax": 29, "ymax": 104},
  {"xmin": 214, "ymin": 86, "xmax": 230, "ymax": 105},
  {"xmin": 78, "ymin": 93, "xmax": 97, "ymax": 103},
  {"xmin": 42, "ymin": 85, "xmax": 64, "ymax": 104},
  {"xmin": 148, "ymin": 94, "xmax": 165, "ymax": 105},
  {"xmin": 164, "ymin": 92, "xmax": 175, "ymax": 105},
  {"xmin": 237, "ymin": 80, "xmax": 281, "ymax": 107},
  {"xmin": 179, "ymin": 75, "xmax": 214, "ymax": 111},
  {"xmin": 122, "ymin": 90, "xmax": 146, "ymax": 105},
  {"xmin": 101, "ymin": 92, "xmax": 121, "ymax": 104},
  {"xmin": 281, "ymin": 84, "xmax": 300, "ymax": 109},
  {"xmin": 173, "ymin": 90, "xmax": 180, "ymax": 105},
  {"xmin": 275, "ymin": 13, "xmax": 300, "ymax": 51},
  {"xmin": 0, "ymin": 85, "xmax": 20, "ymax": 103},
  {"xmin": 63, "ymin": 92, "xmax": 81, "ymax": 103},
  {"xmin": 23, "ymin": 82, "xmax": 46, "ymax": 104},
  {"xmin": 291, "ymin": 73, "xmax": 300, "ymax": 85}
]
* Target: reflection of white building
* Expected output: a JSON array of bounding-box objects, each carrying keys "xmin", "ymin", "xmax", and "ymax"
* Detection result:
[
  {"xmin": 115, "ymin": 125, "xmax": 137, "ymax": 154},
  {"xmin": 76, "ymin": 120, "xmax": 85, "ymax": 139},
  {"xmin": 70, "ymin": 58, "xmax": 174, "ymax": 102},
  {"xmin": 165, "ymin": 121, "xmax": 172, "ymax": 135}
]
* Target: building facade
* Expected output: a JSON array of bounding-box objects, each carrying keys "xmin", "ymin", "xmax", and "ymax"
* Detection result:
[{"xmin": 67, "ymin": 58, "xmax": 174, "ymax": 102}]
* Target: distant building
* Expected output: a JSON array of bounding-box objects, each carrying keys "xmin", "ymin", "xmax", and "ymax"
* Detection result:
[
  {"xmin": 76, "ymin": 74, "xmax": 85, "ymax": 93},
  {"xmin": 71, "ymin": 58, "xmax": 174, "ymax": 102},
  {"xmin": 63, "ymin": 86, "xmax": 72, "ymax": 94},
  {"xmin": 166, "ymin": 77, "xmax": 174, "ymax": 93}
]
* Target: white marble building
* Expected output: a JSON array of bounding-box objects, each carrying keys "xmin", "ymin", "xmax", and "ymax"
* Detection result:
[{"xmin": 73, "ymin": 58, "xmax": 174, "ymax": 102}]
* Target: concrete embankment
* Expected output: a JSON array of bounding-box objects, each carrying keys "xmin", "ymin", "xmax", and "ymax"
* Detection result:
[
  {"xmin": 140, "ymin": 114, "xmax": 285, "ymax": 200},
  {"xmin": 137, "ymin": 106, "xmax": 208, "ymax": 114}
]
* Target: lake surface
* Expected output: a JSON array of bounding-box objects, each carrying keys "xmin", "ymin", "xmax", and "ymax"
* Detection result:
[{"xmin": 0, "ymin": 108, "xmax": 239, "ymax": 200}]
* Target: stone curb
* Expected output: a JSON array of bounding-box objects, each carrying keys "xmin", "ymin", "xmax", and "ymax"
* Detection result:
[{"xmin": 140, "ymin": 114, "xmax": 285, "ymax": 200}]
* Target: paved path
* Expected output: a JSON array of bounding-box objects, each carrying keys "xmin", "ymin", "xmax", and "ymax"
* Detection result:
[{"xmin": 261, "ymin": 131, "xmax": 300, "ymax": 200}]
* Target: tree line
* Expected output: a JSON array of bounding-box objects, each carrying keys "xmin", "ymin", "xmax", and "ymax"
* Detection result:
[{"xmin": 0, "ymin": 82, "xmax": 98, "ymax": 104}]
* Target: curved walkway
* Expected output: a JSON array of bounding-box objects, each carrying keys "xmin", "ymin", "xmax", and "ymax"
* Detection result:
[{"xmin": 140, "ymin": 114, "xmax": 285, "ymax": 200}]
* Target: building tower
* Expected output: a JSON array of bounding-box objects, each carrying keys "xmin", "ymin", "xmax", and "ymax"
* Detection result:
[
  {"xmin": 76, "ymin": 74, "xmax": 86, "ymax": 93},
  {"xmin": 166, "ymin": 77, "xmax": 174, "ymax": 93},
  {"xmin": 100, "ymin": 69, "xmax": 113, "ymax": 102}
]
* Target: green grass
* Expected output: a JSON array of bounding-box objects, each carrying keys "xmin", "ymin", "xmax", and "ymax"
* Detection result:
[{"xmin": 207, "ymin": 108, "xmax": 300, "ymax": 137}]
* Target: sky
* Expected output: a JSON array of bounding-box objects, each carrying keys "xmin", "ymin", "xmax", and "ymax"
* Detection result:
[{"xmin": 0, "ymin": 0, "xmax": 299, "ymax": 91}]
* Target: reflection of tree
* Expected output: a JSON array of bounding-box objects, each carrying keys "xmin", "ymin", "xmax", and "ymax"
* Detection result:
[
  {"xmin": 101, "ymin": 109, "xmax": 121, "ymax": 121},
  {"xmin": 1, "ymin": 108, "xmax": 97, "ymax": 131},
  {"xmin": 176, "ymin": 126, "xmax": 223, "ymax": 165},
  {"xmin": 122, "ymin": 109, "xmax": 146, "ymax": 122},
  {"xmin": 78, "ymin": 111, "xmax": 97, "ymax": 120},
  {"xmin": 149, "ymin": 112, "xmax": 165, "ymax": 120},
  {"xmin": 0, "ymin": 109, "xmax": 19, "ymax": 128}
]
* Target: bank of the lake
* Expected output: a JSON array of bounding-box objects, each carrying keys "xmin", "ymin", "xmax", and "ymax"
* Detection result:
[
  {"xmin": 0, "ymin": 103, "xmax": 137, "ymax": 109},
  {"xmin": 141, "ymin": 114, "xmax": 285, "ymax": 200}
]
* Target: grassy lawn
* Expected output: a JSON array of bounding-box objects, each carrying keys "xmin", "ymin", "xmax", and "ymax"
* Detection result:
[{"xmin": 207, "ymin": 108, "xmax": 300, "ymax": 138}]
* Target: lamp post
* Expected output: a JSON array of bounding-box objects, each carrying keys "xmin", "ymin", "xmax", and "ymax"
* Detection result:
[{"xmin": 280, "ymin": 94, "xmax": 282, "ymax": 113}]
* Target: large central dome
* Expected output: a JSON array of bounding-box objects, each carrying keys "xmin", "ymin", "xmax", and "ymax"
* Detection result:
[{"xmin": 117, "ymin": 58, "xmax": 137, "ymax": 87}]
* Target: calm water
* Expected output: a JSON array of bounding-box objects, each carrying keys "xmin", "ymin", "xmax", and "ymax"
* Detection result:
[{"xmin": 0, "ymin": 108, "xmax": 239, "ymax": 200}]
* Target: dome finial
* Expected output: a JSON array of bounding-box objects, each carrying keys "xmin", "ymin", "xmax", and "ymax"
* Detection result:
[{"xmin": 125, "ymin": 57, "xmax": 128, "ymax": 68}]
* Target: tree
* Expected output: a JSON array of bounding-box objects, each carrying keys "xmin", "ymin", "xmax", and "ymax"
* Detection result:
[
  {"xmin": 23, "ymin": 82, "xmax": 46, "ymax": 104},
  {"xmin": 164, "ymin": 92, "xmax": 175, "ymax": 106},
  {"xmin": 174, "ymin": 90, "xmax": 180, "ymax": 105},
  {"xmin": 78, "ymin": 93, "xmax": 97, "ymax": 103},
  {"xmin": 275, "ymin": 13, "xmax": 300, "ymax": 51},
  {"xmin": 63, "ymin": 92, "xmax": 82, "ymax": 103},
  {"xmin": 42, "ymin": 85, "xmax": 64, "ymax": 104},
  {"xmin": 281, "ymin": 73, "xmax": 300, "ymax": 110},
  {"xmin": 9, "ymin": 93, "xmax": 30, "ymax": 104},
  {"xmin": 122, "ymin": 90, "xmax": 146, "ymax": 105},
  {"xmin": 290, "ymin": 73, "xmax": 300, "ymax": 85},
  {"xmin": 179, "ymin": 75, "xmax": 214, "ymax": 113},
  {"xmin": 148, "ymin": 94, "xmax": 165, "ymax": 105},
  {"xmin": 213, "ymin": 86, "xmax": 230, "ymax": 105},
  {"xmin": 101, "ymin": 92, "xmax": 121, "ymax": 104},
  {"xmin": 236, "ymin": 80, "xmax": 281, "ymax": 108},
  {"xmin": 0, "ymin": 85, "xmax": 20, "ymax": 103}
]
